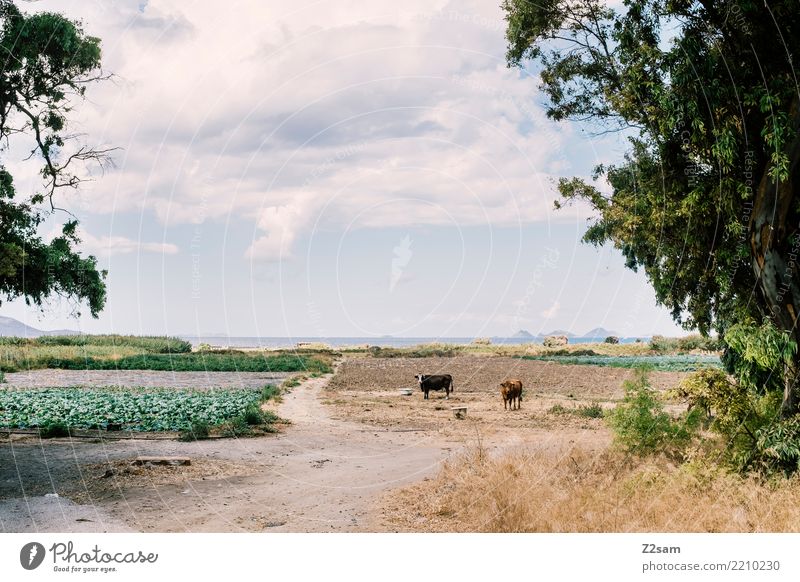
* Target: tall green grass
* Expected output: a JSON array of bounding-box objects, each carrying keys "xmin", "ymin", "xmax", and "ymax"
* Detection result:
[
  {"xmin": 0, "ymin": 334, "xmax": 192, "ymax": 353},
  {"xmin": 0, "ymin": 336, "xmax": 332, "ymax": 373}
]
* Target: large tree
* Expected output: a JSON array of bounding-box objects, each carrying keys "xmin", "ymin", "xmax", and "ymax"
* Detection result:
[
  {"xmin": 503, "ymin": 0, "xmax": 800, "ymax": 414},
  {"xmin": 0, "ymin": 0, "xmax": 110, "ymax": 317}
]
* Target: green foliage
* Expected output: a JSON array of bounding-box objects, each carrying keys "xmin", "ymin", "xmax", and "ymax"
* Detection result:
[
  {"xmin": 367, "ymin": 344, "xmax": 463, "ymax": 358},
  {"xmin": 282, "ymin": 377, "xmax": 301, "ymax": 388},
  {"xmin": 607, "ymin": 369, "xmax": 697, "ymax": 458},
  {"xmin": 518, "ymin": 354, "xmax": 720, "ymax": 372},
  {"xmin": 218, "ymin": 416, "xmax": 251, "ymax": 438},
  {"xmin": 721, "ymin": 321, "xmax": 796, "ymax": 395},
  {"xmin": 0, "ymin": 1, "xmax": 112, "ymax": 317},
  {"xmin": 650, "ymin": 335, "xmax": 722, "ymax": 353},
  {"xmin": 260, "ymin": 384, "xmax": 280, "ymax": 401},
  {"xmin": 39, "ymin": 421, "xmax": 70, "ymax": 439},
  {"xmin": 243, "ymin": 405, "xmax": 265, "ymax": 426},
  {"xmin": 577, "ymin": 402, "xmax": 605, "ymax": 419},
  {"xmin": 0, "ymin": 349, "xmax": 330, "ymax": 373},
  {"xmin": 604, "ymin": 336, "xmax": 619, "ymax": 344},
  {"xmin": 502, "ymin": 0, "xmax": 800, "ymax": 341},
  {"xmin": 548, "ymin": 402, "xmax": 604, "ymax": 418},
  {"xmin": 667, "ymin": 368, "xmax": 745, "ymax": 431},
  {"xmin": 179, "ymin": 420, "xmax": 210, "ymax": 442},
  {"xmin": 0, "ymin": 386, "xmax": 268, "ymax": 431},
  {"xmin": 667, "ymin": 363, "xmax": 800, "ymax": 475},
  {"xmin": 31, "ymin": 335, "xmax": 192, "ymax": 353},
  {"xmin": 739, "ymin": 417, "xmax": 800, "ymax": 476}
]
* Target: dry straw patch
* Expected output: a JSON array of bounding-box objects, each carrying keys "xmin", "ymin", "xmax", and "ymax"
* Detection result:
[{"xmin": 383, "ymin": 446, "xmax": 800, "ymax": 532}]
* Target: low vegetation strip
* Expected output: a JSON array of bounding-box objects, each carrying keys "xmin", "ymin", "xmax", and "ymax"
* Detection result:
[
  {"xmin": 517, "ymin": 354, "xmax": 721, "ymax": 372},
  {"xmin": 0, "ymin": 349, "xmax": 332, "ymax": 374},
  {"xmin": 0, "ymin": 335, "xmax": 191, "ymax": 353},
  {"xmin": 0, "ymin": 385, "xmax": 277, "ymax": 432}
]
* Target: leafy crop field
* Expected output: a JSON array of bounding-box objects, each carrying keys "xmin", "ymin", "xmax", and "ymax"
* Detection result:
[
  {"xmin": 517, "ymin": 354, "xmax": 721, "ymax": 371},
  {"xmin": 0, "ymin": 386, "xmax": 273, "ymax": 432}
]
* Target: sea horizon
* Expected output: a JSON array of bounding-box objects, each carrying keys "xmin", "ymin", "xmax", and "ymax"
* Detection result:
[{"xmin": 179, "ymin": 335, "xmax": 651, "ymax": 349}]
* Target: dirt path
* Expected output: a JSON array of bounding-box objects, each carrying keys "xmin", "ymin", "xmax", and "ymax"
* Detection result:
[{"xmin": 1, "ymin": 372, "xmax": 456, "ymax": 532}]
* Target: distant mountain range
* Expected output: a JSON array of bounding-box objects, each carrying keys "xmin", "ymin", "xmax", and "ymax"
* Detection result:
[
  {"xmin": 0, "ymin": 316, "xmax": 79, "ymax": 337},
  {"xmin": 510, "ymin": 327, "xmax": 620, "ymax": 338}
]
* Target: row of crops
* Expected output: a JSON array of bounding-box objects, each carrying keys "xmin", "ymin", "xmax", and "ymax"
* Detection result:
[
  {"xmin": 0, "ymin": 385, "xmax": 278, "ymax": 432},
  {"xmin": 517, "ymin": 354, "xmax": 722, "ymax": 372}
]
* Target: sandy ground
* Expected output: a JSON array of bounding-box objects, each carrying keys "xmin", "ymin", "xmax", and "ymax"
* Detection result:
[{"xmin": 0, "ymin": 370, "xmax": 455, "ymax": 532}]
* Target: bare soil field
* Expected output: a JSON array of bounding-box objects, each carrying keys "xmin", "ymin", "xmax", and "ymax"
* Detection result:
[{"xmin": 324, "ymin": 355, "xmax": 685, "ymax": 438}]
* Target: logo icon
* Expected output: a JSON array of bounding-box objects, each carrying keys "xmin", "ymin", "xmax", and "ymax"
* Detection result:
[{"xmin": 20, "ymin": 542, "xmax": 46, "ymax": 570}]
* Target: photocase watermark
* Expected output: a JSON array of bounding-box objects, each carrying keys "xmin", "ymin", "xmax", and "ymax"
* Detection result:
[
  {"xmin": 390, "ymin": 234, "xmax": 413, "ymax": 293},
  {"xmin": 302, "ymin": 141, "xmax": 368, "ymax": 188},
  {"xmin": 414, "ymin": 9, "xmax": 505, "ymax": 33},
  {"xmin": 190, "ymin": 174, "xmax": 214, "ymax": 301},
  {"xmin": 18, "ymin": 540, "xmax": 159, "ymax": 574},
  {"xmin": 772, "ymin": 226, "xmax": 800, "ymax": 314},
  {"xmin": 510, "ymin": 246, "xmax": 560, "ymax": 333},
  {"xmin": 20, "ymin": 542, "xmax": 46, "ymax": 570},
  {"xmin": 723, "ymin": 1, "xmax": 753, "ymax": 36}
]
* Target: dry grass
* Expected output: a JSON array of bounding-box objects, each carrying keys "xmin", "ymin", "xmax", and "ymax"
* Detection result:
[{"xmin": 384, "ymin": 445, "xmax": 800, "ymax": 532}]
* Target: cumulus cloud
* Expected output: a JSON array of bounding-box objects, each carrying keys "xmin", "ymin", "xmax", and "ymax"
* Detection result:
[
  {"xmin": 77, "ymin": 228, "xmax": 179, "ymax": 257},
  {"xmin": 22, "ymin": 0, "xmax": 589, "ymax": 261}
]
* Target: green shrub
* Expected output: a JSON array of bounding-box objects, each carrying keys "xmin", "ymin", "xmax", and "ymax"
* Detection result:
[
  {"xmin": 219, "ymin": 416, "xmax": 251, "ymax": 437},
  {"xmin": 368, "ymin": 344, "xmax": 463, "ymax": 358},
  {"xmin": 677, "ymin": 334, "xmax": 721, "ymax": 351},
  {"xmin": 548, "ymin": 402, "xmax": 604, "ymax": 418},
  {"xmin": 607, "ymin": 368, "xmax": 696, "ymax": 458},
  {"xmin": 604, "ymin": 336, "xmax": 619, "ymax": 344},
  {"xmin": 243, "ymin": 405, "xmax": 265, "ymax": 426},
  {"xmin": 34, "ymin": 335, "xmax": 192, "ymax": 353},
  {"xmin": 739, "ymin": 417, "xmax": 800, "ymax": 475},
  {"xmin": 260, "ymin": 384, "xmax": 280, "ymax": 401},
  {"xmin": 649, "ymin": 335, "xmax": 678, "ymax": 352},
  {"xmin": 577, "ymin": 402, "xmax": 605, "ymax": 418},
  {"xmin": 40, "ymin": 422, "xmax": 70, "ymax": 438},
  {"xmin": 179, "ymin": 421, "xmax": 210, "ymax": 441}
]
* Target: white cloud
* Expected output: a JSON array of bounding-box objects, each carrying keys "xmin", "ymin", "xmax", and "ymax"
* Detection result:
[
  {"xmin": 77, "ymin": 228, "xmax": 179, "ymax": 257},
  {"xmin": 19, "ymin": 0, "xmax": 594, "ymax": 261}
]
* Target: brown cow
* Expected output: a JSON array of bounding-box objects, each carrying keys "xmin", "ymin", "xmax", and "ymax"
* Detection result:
[{"xmin": 500, "ymin": 379, "xmax": 523, "ymax": 410}]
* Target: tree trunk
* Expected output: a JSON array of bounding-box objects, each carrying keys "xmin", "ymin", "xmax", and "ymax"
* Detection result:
[{"xmin": 750, "ymin": 97, "xmax": 800, "ymax": 417}]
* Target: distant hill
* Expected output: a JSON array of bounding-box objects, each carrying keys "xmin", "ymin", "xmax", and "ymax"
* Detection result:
[
  {"xmin": 0, "ymin": 316, "xmax": 79, "ymax": 337},
  {"xmin": 581, "ymin": 327, "xmax": 618, "ymax": 338},
  {"xmin": 511, "ymin": 329, "xmax": 534, "ymax": 338},
  {"xmin": 544, "ymin": 329, "xmax": 576, "ymax": 338}
]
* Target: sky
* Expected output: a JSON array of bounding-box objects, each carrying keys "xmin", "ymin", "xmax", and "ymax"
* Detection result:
[{"xmin": 2, "ymin": 0, "xmax": 685, "ymax": 338}]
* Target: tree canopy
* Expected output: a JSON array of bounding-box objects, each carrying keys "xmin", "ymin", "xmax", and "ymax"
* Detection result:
[
  {"xmin": 0, "ymin": 0, "xmax": 110, "ymax": 316},
  {"xmin": 503, "ymin": 0, "xmax": 800, "ymax": 413}
]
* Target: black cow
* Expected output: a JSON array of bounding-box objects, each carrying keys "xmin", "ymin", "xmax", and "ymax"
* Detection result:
[{"xmin": 415, "ymin": 373, "xmax": 454, "ymax": 400}]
